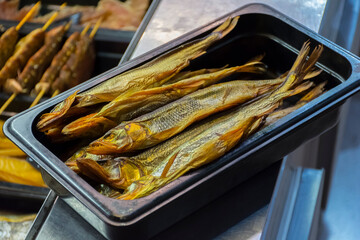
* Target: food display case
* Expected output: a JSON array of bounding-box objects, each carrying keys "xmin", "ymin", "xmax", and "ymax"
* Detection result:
[{"xmin": 2, "ymin": 0, "xmax": 360, "ymax": 239}]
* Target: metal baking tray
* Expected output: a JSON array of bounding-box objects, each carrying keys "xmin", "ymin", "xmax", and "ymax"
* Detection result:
[{"xmin": 4, "ymin": 3, "xmax": 360, "ymax": 239}]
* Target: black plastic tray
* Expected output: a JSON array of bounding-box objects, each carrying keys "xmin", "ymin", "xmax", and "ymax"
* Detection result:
[{"xmin": 4, "ymin": 4, "xmax": 360, "ymax": 239}]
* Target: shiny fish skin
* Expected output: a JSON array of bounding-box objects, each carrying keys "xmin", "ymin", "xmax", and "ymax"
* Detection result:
[
  {"xmin": 74, "ymin": 111, "xmax": 230, "ymax": 189},
  {"xmin": 118, "ymin": 117, "xmax": 257, "ymax": 200},
  {"xmin": 36, "ymin": 17, "xmax": 239, "ymax": 133},
  {"xmin": 117, "ymin": 42, "xmax": 323, "ymax": 200},
  {"xmin": 61, "ymin": 60, "xmax": 266, "ymax": 139},
  {"xmin": 264, "ymin": 81, "xmax": 326, "ymax": 127},
  {"xmin": 75, "ymin": 17, "xmax": 240, "ymax": 107},
  {"xmin": 87, "ymin": 78, "xmax": 281, "ymax": 155}
]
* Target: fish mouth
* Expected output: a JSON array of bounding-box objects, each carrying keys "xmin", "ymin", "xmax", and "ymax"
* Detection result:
[
  {"xmin": 87, "ymin": 141, "xmax": 120, "ymax": 155},
  {"xmin": 61, "ymin": 114, "xmax": 116, "ymax": 139}
]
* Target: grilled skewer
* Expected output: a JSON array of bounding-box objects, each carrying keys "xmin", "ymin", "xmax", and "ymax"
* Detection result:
[
  {"xmin": 31, "ymin": 25, "xmax": 90, "ymax": 102},
  {"xmin": 0, "ymin": 3, "xmax": 66, "ymax": 115},
  {"xmin": 30, "ymin": 19, "xmax": 100, "ymax": 108},
  {"xmin": 0, "ymin": 2, "xmax": 40, "ymax": 69}
]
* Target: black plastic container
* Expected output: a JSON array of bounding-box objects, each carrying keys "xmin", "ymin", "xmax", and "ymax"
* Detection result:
[{"xmin": 4, "ymin": 4, "xmax": 360, "ymax": 239}]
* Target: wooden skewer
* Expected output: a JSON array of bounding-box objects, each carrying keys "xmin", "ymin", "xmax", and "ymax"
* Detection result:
[
  {"xmin": 42, "ymin": 3, "xmax": 67, "ymax": 31},
  {"xmin": 81, "ymin": 23, "xmax": 91, "ymax": 36},
  {"xmin": 16, "ymin": 2, "xmax": 41, "ymax": 31},
  {"xmin": 0, "ymin": 93, "xmax": 16, "ymax": 115},
  {"xmin": 0, "ymin": 3, "xmax": 67, "ymax": 114},
  {"xmin": 29, "ymin": 89, "xmax": 45, "ymax": 108},
  {"xmin": 51, "ymin": 89, "xmax": 59, "ymax": 98},
  {"xmin": 30, "ymin": 23, "xmax": 84, "ymax": 108},
  {"xmin": 30, "ymin": 18, "xmax": 101, "ymax": 108},
  {"xmin": 89, "ymin": 17, "xmax": 103, "ymax": 39},
  {"xmin": 29, "ymin": 20, "xmax": 73, "ymax": 108}
]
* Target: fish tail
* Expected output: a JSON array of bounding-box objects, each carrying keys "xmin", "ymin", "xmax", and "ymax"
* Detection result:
[
  {"xmin": 212, "ymin": 16, "xmax": 239, "ymax": 39},
  {"xmin": 236, "ymin": 62, "xmax": 267, "ymax": 75},
  {"xmin": 300, "ymin": 81, "xmax": 327, "ymax": 102},
  {"xmin": 278, "ymin": 42, "xmax": 322, "ymax": 93},
  {"xmin": 218, "ymin": 116, "xmax": 255, "ymax": 145},
  {"xmin": 289, "ymin": 41, "xmax": 311, "ymax": 75},
  {"xmin": 304, "ymin": 68, "xmax": 322, "ymax": 80},
  {"xmin": 37, "ymin": 90, "xmax": 78, "ymax": 131}
]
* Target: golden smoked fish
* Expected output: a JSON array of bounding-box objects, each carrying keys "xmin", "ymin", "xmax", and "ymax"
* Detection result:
[
  {"xmin": 117, "ymin": 42, "xmax": 323, "ymax": 200},
  {"xmin": 86, "ymin": 78, "xmax": 282, "ymax": 155},
  {"xmin": 61, "ymin": 60, "xmax": 266, "ymax": 139},
  {"xmin": 74, "ymin": 111, "xmax": 234, "ymax": 189},
  {"xmin": 37, "ymin": 17, "xmax": 239, "ymax": 132},
  {"xmin": 264, "ymin": 81, "xmax": 326, "ymax": 127}
]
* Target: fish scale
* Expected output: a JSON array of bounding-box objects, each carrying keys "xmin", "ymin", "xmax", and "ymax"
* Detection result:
[
  {"xmin": 87, "ymin": 79, "xmax": 278, "ymax": 154},
  {"xmin": 37, "ymin": 17, "xmax": 240, "ymax": 134}
]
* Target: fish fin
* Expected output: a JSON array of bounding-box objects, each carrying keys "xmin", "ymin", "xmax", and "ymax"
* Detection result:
[
  {"xmin": 244, "ymin": 116, "xmax": 266, "ymax": 137},
  {"xmin": 302, "ymin": 45, "xmax": 323, "ymax": 74},
  {"xmin": 218, "ymin": 117, "xmax": 255, "ymax": 145},
  {"xmin": 212, "ymin": 16, "xmax": 239, "ymax": 39},
  {"xmin": 118, "ymin": 175, "xmax": 164, "ymax": 200},
  {"xmin": 77, "ymin": 158, "xmax": 111, "ymax": 180},
  {"xmin": 236, "ymin": 62, "xmax": 267, "ymax": 74},
  {"xmin": 288, "ymin": 81, "xmax": 314, "ymax": 97},
  {"xmin": 245, "ymin": 54, "xmax": 265, "ymax": 64},
  {"xmin": 160, "ymin": 151, "xmax": 180, "ymax": 178},
  {"xmin": 300, "ymin": 81, "xmax": 327, "ymax": 102},
  {"xmin": 279, "ymin": 71, "xmax": 289, "ymax": 79},
  {"xmin": 37, "ymin": 90, "xmax": 78, "ymax": 131},
  {"xmin": 77, "ymin": 158, "xmax": 128, "ymax": 189},
  {"xmin": 304, "ymin": 68, "xmax": 322, "ymax": 80}
]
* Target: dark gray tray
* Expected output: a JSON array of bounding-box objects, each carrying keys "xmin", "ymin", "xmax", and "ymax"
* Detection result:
[{"xmin": 4, "ymin": 3, "xmax": 360, "ymax": 239}]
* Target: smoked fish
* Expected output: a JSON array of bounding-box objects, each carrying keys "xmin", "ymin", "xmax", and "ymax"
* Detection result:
[
  {"xmin": 116, "ymin": 42, "xmax": 323, "ymax": 200},
  {"xmin": 61, "ymin": 60, "xmax": 266, "ymax": 139},
  {"xmin": 86, "ymin": 78, "xmax": 282, "ymax": 155},
  {"xmin": 37, "ymin": 17, "xmax": 239, "ymax": 132},
  {"xmin": 264, "ymin": 81, "xmax": 326, "ymax": 126},
  {"xmin": 74, "ymin": 110, "xmax": 235, "ymax": 189}
]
